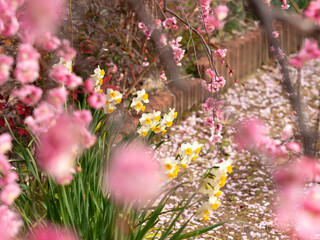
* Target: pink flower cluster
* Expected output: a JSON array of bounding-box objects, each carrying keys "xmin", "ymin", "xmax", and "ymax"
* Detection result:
[
  {"xmin": 106, "ymin": 143, "xmax": 163, "ymax": 208},
  {"xmin": 0, "ymin": 55, "xmax": 14, "ymax": 86},
  {"xmin": 202, "ymin": 98, "xmax": 225, "ymax": 144},
  {"xmin": 202, "ymin": 69, "xmax": 226, "ymax": 93},
  {"xmin": 275, "ymin": 158, "xmax": 320, "ymax": 239},
  {"xmin": 203, "ymin": 5, "xmax": 229, "ymax": 32},
  {"xmin": 234, "ymin": 119, "xmax": 301, "ymax": 162},
  {"xmin": 0, "ymin": 0, "xmax": 23, "ymax": 37},
  {"xmin": 264, "ymin": 0, "xmax": 271, "ymax": 7},
  {"xmin": 138, "ymin": 22, "xmax": 153, "ymax": 40},
  {"xmin": 280, "ymin": 0, "xmax": 290, "ymax": 9},
  {"xmin": 169, "ymin": 37, "xmax": 185, "ymax": 66},
  {"xmin": 37, "ymin": 112, "xmax": 95, "ymax": 185},
  {"xmin": 305, "ymin": 1, "xmax": 320, "ymax": 24},
  {"xmin": 15, "ymin": 43, "xmax": 40, "ymax": 84},
  {"xmin": 290, "ymin": 38, "xmax": 320, "ymax": 68},
  {"xmin": 12, "ymin": 84, "xmax": 42, "ymax": 106},
  {"xmin": 0, "ymin": 133, "xmax": 22, "ymax": 239},
  {"xmin": 19, "ymin": 0, "xmax": 65, "ymax": 45},
  {"xmin": 0, "ymin": 134, "xmax": 21, "ymax": 206},
  {"xmin": 215, "ymin": 48, "xmax": 227, "ymax": 63},
  {"xmin": 0, "ymin": 205, "xmax": 22, "ymax": 240},
  {"xmin": 50, "ymin": 65, "xmax": 82, "ymax": 89},
  {"xmin": 159, "ymin": 70, "xmax": 167, "ymax": 82},
  {"xmin": 163, "ymin": 17, "xmax": 178, "ymax": 30}
]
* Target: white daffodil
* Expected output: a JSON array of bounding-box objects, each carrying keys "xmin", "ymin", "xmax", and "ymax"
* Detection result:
[
  {"xmin": 106, "ymin": 89, "xmax": 122, "ymax": 104},
  {"xmin": 161, "ymin": 157, "xmax": 179, "ymax": 179},
  {"xmin": 137, "ymin": 125, "xmax": 150, "ymax": 136},
  {"xmin": 131, "ymin": 89, "xmax": 149, "ymax": 113},
  {"xmin": 53, "ymin": 58, "xmax": 73, "ymax": 72},
  {"xmin": 91, "ymin": 65, "xmax": 105, "ymax": 93}
]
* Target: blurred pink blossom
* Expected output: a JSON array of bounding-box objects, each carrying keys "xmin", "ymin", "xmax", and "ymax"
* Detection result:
[
  {"xmin": 88, "ymin": 93, "xmax": 106, "ymax": 109},
  {"xmin": 305, "ymin": 1, "xmax": 320, "ymax": 24},
  {"xmin": 106, "ymin": 143, "xmax": 163, "ymax": 208},
  {"xmin": 27, "ymin": 224, "xmax": 78, "ymax": 240},
  {"xmin": 0, "ymin": 55, "xmax": 14, "ymax": 86},
  {"xmin": 290, "ymin": 39, "xmax": 320, "ymax": 68},
  {"xmin": 286, "ymin": 142, "xmax": 301, "ymax": 153},
  {"xmin": 0, "ymin": 4, "xmax": 19, "ymax": 37},
  {"xmin": 46, "ymin": 87, "xmax": 68, "ymax": 109},
  {"xmin": 215, "ymin": 5, "xmax": 229, "ymax": 21},
  {"xmin": 14, "ymin": 61, "xmax": 39, "ymax": 84},
  {"xmin": 84, "ymin": 78, "xmax": 94, "ymax": 93},
  {"xmin": 56, "ymin": 40, "xmax": 76, "ymax": 62},
  {"xmin": 0, "ymin": 205, "xmax": 22, "ymax": 240},
  {"xmin": 0, "ymin": 183, "xmax": 21, "ymax": 205},
  {"xmin": 37, "ymin": 115, "xmax": 86, "ymax": 185},
  {"xmin": 73, "ymin": 110, "xmax": 92, "ymax": 126},
  {"xmin": 0, "ymin": 155, "xmax": 11, "ymax": 175},
  {"xmin": 50, "ymin": 66, "xmax": 82, "ymax": 89},
  {"xmin": 12, "ymin": 85, "xmax": 43, "ymax": 105},
  {"xmin": 0, "ymin": 133, "xmax": 12, "ymax": 154}
]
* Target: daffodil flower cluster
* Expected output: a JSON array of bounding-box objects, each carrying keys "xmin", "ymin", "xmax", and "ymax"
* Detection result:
[
  {"xmin": 130, "ymin": 89, "xmax": 149, "ymax": 113},
  {"xmin": 91, "ymin": 65, "xmax": 105, "ymax": 93},
  {"xmin": 159, "ymin": 141, "xmax": 202, "ymax": 181},
  {"xmin": 137, "ymin": 108, "xmax": 177, "ymax": 136},
  {"xmin": 198, "ymin": 159, "xmax": 233, "ymax": 222},
  {"xmin": 178, "ymin": 141, "xmax": 203, "ymax": 165},
  {"xmin": 104, "ymin": 89, "xmax": 123, "ymax": 114}
]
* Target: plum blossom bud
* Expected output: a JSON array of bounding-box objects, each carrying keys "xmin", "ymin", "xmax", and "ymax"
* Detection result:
[{"xmin": 286, "ymin": 142, "xmax": 301, "ymax": 153}]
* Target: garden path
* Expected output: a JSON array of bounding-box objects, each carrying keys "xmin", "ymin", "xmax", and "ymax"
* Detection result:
[{"xmin": 156, "ymin": 58, "xmax": 320, "ymax": 239}]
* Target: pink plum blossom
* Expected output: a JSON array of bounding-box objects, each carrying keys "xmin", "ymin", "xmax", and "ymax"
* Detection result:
[
  {"xmin": 73, "ymin": 110, "xmax": 92, "ymax": 126},
  {"xmin": 204, "ymin": 117, "xmax": 214, "ymax": 127},
  {"xmin": 290, "ymin": 39, "xmax": 320, "ymax": 68},
  {"xmin": 50, "ymin": 66, "xmax": 82, "ymax": 89},
  {"xmin": 1, "ymin": 172, "xmax": 18, "ymax": 186},
  {"xmin": 286, "ymin": 142, "xmax": 301, "ymax": 153},
  {"xmin": 0, "ymin": 5, "xmax": 19, "ymax": 37},
  {"xmin": 12, "ymin": 85, "xmax": 43, "ymax": 105},
  {"xmin": 88, "ymin": 93, "xmax": 106, "ymax": 109},
  {"xmin": 106, "ymin": 143, "xmax": 163, "ymax": 208},
  {"xmin": 37, "ymin": 115, "xmax": 87, "ymax": 185},
  {"xmin": 17, "ymin": 43, "xmax": 40, "ymax": 62},
  {"xmin": 215, "ymin": 49, "xmax": 227, "ymax": 59},
  {"xmin": 14, "ymin": 61, "xmax": 39, "ymax": 84},
  {"xmin": 215, "ymin": 5, "xmax": 229, "ymax": 21},
  {"xmin": 163, "ymin": 17, "xmax": 178, "ymax": 30},
  {"xmin": 0, "ymin": 133, "xmax": 12, "ymax": 154},
  {"xmin": 0, "ymin": 55, "xmax": 14, "ymax": 86},
  {"xmin": 0, "ymin": 183, "xmax": 21, "ymax": 205},
  {"xmin": 305, "ymin": 1, "xmax": 320, "ymax": 24},
  {"xmin": 46, "ymin": 87, "xmax": 68, "ymax": 109},
  {"xmin": 0, "ymin": 205, "xmax": 22, "ymax": 240},
  {"xmin": 272, "ymin": 31, "xmax": 279, "ymax": 38},
  {"xmin": 56, "ymin": 39, "xmax": 76, "ymax": 62},
  {"xmin": 84, "ymin": 78, "xmax": 95, "ymax": 93}
]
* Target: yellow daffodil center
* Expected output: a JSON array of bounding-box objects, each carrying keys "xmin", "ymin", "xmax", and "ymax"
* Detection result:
[
  {"xmin": 143, "ymin": 93, "xmax": 148, "ymax": 101},
  {"xmin": 181, "ymin": 164, "xmax": 187, "ymax": 169},
  {"xmin": 110, "ymin": 92, "xmax": 117, "ymax": 98},
  {"xmin": 202, "ymin": 216, "xmax": 209, "ymax": 222},
  {"xmin": 155, "ymin": 115, "xmax": 161, "ymax": 121},
  {"xmin": 168, "ymin": 173, "xmax": 175, "ymax": 179},
  {"xmin": 227, "ymin": 165, "xmax": 233, "ymax": 174},
  {"xmin": 108, "ymin": 108, "xmax": 114, "ymax": 114},
  {"xmin": 99, "ymin": 78, "xmax": 103, "ymax": 85},
  {"xmin": 204, "ymin": 209, "xmax": 210, "ymax": 215},
  {"xmin": 186, "ymin": 148, "xmax": 193, "ymax": 155},
  {"xmin": 219, "ymin": 175, "xmax": 227, "ymax": 188},
  {"xmin": 106, "ymin": 100, "xmax": 110, "ymax": 105},
  {"xmin": 165, "ymin": 163, "xmax": 172, "ymax": 170},
  {"xmin": 174, "ymin": 112, "xmax": 177, "ymax": 118},
  {"xmin": 192, "ymin": 154, "xmax": 198, "ymax": 161},
  {"xmin": 142, "ymin": 131, "xmax": 148, "ymax": 136},
  {"xmin": 116, "ymin": 98, "xmax": 122, "ymax": 104},
  {"xmin": 166, "ymin": 121, "xmax": 173, "ymax": 127},
  {"xmin": 212, "ymin": 203, "xmax": 219, "ymax": 210},
  {"xmin": 155, "ymin": 126, "xmax": 161, "ymax": 132},
  {"xmin": 215, "ymin": 191, "xmax": 222, "ymax": 198},
  {"xmin": 99, "ymin": 89, "xmax": 103, "ymax": 93},
  {"xmin": 100, "ymin": 69, "xmax": 105, "ymax": 76},
  {"xmin": 196, "ymin": 147, "xmax": 201, "ymax": 154},
  {"xmin": 136, "ymin": 102, "xmax": 142, "ymax": 109},
  {"xmin": 162, "ymin": 130, "xmax": 167, "ymax": 135},
  {"xmin": 141, "ymin": 105, "xmax": 146, "ymax": 111},
  {"xmin": 145, "ymin": 118, "xmax": 151, "ymax": 124}
]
